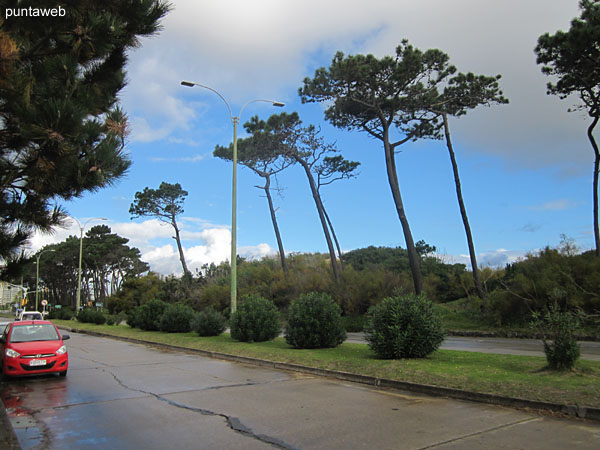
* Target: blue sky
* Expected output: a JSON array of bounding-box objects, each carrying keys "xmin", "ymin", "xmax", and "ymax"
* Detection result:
[{"xmin": 29, "ymin": 0, "xmax": 595, "ymax": 275}]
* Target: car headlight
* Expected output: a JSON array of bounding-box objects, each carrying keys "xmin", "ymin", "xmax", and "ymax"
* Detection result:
[
  {"xmin": 5, "ymin": 348, "xmax": 20, "ymax": 358},
  {"xmin": 56, "ymin": 345, "xmax": 67, "ymax": 355}
]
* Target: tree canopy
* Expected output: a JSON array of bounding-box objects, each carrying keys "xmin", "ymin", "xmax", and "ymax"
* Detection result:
[
  {"xmin": 0, "ymin": 0, "xmax": 171, "ymax": 262},
  {"xmin": 535, "ymin": 0, "xmax": 600, "ymax": 256},
  {"xmin": 299, "ymin": 40, "xmax": 458, "ymax": 294},
  {"xmin": 130, "ymin": 182, "xmax": 190, "ymax": 276}
]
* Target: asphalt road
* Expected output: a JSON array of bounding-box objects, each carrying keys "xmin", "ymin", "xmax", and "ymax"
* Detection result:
[
  {"xmin": 345, "ymin": 333, "xmax": 600, "ymax": 361},
  {"xmin": 1, "ymin": 332, "xmax": 599, "ymax": 449}
]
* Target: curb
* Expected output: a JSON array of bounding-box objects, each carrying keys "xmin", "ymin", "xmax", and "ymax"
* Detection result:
[
  {"xmin": 0, "ymin": 396, "xmax": 21, "ymax": 450},
  {"xmin": 59, "ymin": 326, "xmax": 600, "ymax": 422}
]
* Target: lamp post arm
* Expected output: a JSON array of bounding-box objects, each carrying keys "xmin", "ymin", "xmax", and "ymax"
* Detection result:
[{"xmin": 181, "ymin": 81, "xmax": 234, "ymax": 120}]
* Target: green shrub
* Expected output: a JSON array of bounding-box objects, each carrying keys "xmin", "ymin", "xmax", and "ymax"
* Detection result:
[
  {"xmin": 531, "ymin": 302, "xmax": 583, "ymax": 370},
  {"xmin": 126, "ymin": 308, "xmax": 140, "ymax": 328},
  {"xmin": 191, "ymin": 308, "xmax": 227, "ymax": 336},
  {"xmin": 48, "ymin": 307, "xmax": 74, "ymax": 320},
  {"xmin": 105, "ymin": 312, "xmax": 126, "ymax": 326},
  {"xmin": 76, "ymin": 308, "xmax": 106, "ymax": 325},
  {"xmin": 365, "ymin": 293, "xmax": 445, "ymax": 359},
  {"xmin": 285, "ymin": 292, "xmax": 346, "ymax": 349},
  {"xmin": 131, "ymin": 299, "xmax": 169, "ymax": 331},
  {"xmin": 230, "ymin": 295, "xmax": 280, "ymax": 342},
  {"xmin": 158, "ymin": 303, "xmax": 195, "ymax": 333}
]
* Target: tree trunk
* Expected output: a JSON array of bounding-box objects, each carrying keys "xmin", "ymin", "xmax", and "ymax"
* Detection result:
[
  {"xmin": 323, "ymin": 205, "xmax": 344, "ymax": 269},
  {"xmin": 588, "ymin": 115, "xmax": 600, "ymax": 257},
  {"xmin": 443, "ymin": 113, "xmax": 486, "ymax": 298},
  {"xmin": 263, "ymin": 174, "xmax": 288, "ymax": 272},
  {"xmin": 296, "ymin": 156, "xmax": 341, "ymax": 281},
  {"xmin": 171, "ymin": 215, "xmax": 190, "ymax": 276},
  {"xmin": 382, "ymin": 129, "xmax": 423, "ymax": 294}
]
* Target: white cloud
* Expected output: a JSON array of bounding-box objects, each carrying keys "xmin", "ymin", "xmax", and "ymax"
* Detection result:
[
  {"xmin": 438, "ymin": 248, "xmax": 525, "ymax": 268},
  {"xmin": 528, "ymin": 199, "xmax": 580, "ymax": 211},
  {"xmin": 124, "ymin": 0, "xmax": 588, "ymax": 168},
  {"xmin": 27, "ymin": 216, "xmax": 273, "ymax": 276},
  {"xmin": 150, "ymin": 153, "xmax": 210, "ymax": 163}
]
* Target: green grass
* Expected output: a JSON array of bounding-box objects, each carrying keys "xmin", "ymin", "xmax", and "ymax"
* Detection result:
[{"xmin": 53, "ymin": 319, "xmax": 600, "ymax": 408}]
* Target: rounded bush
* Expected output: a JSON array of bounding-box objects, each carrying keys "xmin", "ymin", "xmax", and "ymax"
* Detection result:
[
  {"xmin": 532, "ymin": 303, "xmax": 582, "ymax": 370},
  {"xmin": 365, "ymin": 293, "xmax": 444, "ymax": 359},
  {"xmin": 285, "ymin": 292, "xmax": 346, "ymax": 349},
  {"xmin": 48, "ymin": 307, "xmax": 74, "ymax": 320},
  {"xmin": 131, "ymin": 299, "xmax": 169, "ymax": 331},
  {"xmin": 158, "ymin": 303, "xmax": 195, "ymax": 333},
  {"xmin": 76, "ymin": 308, "xmax": 106, "ymax": 325},
  {"xmin": 191, "ymin": 308, "xmax": 227, "ymax": 337},
  {"xmin": 230, "ymin": 295, "xmax": 280, "ymax": 342}
]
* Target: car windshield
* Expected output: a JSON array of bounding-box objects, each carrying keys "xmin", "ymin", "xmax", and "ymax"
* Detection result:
[
  {"xmin": 23, "ymin": 313, "xmax": 43, "ymax": 320},
  {"xmin": 9, "ymin": 324, "xmax": 59, "ymax": 343}
]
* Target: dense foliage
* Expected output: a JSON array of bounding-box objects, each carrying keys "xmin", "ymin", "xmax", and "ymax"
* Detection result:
[
  {"xmin": 7, "ymin": 226, "xmax": 148, "ymax": 311},
  {"xmin": 158, "ymin": 303, "xmax": 195, "ymax": 333},
  {"xmin": 0, "ymin": 0, "xmax": 170, "ymax": 263},
  {"xmin": 230, "ymin": 295, "xmax": 281, "ymax": 342},
  {"xmin": 531, "ymin": 303, "xmax": 583, "ymax": 370},
  {"xmin": 190, "ymin": 308, "xmax": 227, "ymax": 337},
  {"xmin": 128, "ymin": 298, "xmax": 169, "ymax": 331},
  {"xmin": 77, "ymin": 308, "xmax": 107, "ymax": 325},
  {"xmin": 99, "ymin": 239, "xmax": 599, "ymax": 332},
  {"xmin": 48, "ymin": 307, "xmax": 75, "ymax": 321},
  {"xmin": 487, "ymin": 246, "xmax": 600, "ymax": 325},
  {"xmin": 285, "ymin": 292, "xmax": 346, "ymax": 349},
  {"xmin": 365, "ymin": 293, "xmax": 445, "ymax": 359}
]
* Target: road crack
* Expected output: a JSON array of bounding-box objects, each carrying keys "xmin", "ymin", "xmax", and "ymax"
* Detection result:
[{"xmin": 103, "ymin": 368, "xmax": 297, "ymax": 450}]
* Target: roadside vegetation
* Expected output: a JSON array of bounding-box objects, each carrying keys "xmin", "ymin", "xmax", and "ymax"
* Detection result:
[{"xmin": 49, "ymin": 319, "xmax": 600, "ymax": 408}]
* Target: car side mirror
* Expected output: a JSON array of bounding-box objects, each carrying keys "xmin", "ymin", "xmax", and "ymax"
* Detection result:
[
  {"xmin": 0, "ymin": 337, "xmax": 5, "ymax": 344},
  {"xmin": 61, "ymin": 334, "xmax": 70, "ymax": 340}
]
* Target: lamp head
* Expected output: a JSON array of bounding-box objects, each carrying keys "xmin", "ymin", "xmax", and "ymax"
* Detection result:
[{"xmin": 181, "ymin": 81, "xmax": 195, "ymax": 87}]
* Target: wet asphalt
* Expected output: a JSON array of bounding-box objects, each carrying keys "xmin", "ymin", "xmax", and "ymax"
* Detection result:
[{"xmin": 1, "ymin": 332, "xmax": 600, "ymax": 449}]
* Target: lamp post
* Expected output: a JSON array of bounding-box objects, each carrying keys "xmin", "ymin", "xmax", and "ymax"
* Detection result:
[
  {"xmin": 73, "ymin": 217, "xmax": 107, "ymax": 311},
  {"xmin": 180, "ymin": 81, "xmax": 284, "ymax": 313},
  {"xmin": 35, "ymin": 249, "xmax": 55, "ymax": 311}
]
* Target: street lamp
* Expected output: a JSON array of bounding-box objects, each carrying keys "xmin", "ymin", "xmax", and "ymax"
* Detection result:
[
  {"xmin": 35, "ymin": 249, "xmax": 55, "ymax": 311},
  {"xmin": 73, "ymin": 217, "xmax": 107, "ymax": 311},
  {"xmin": 180, "ymin": 81, "xmax": 284, "ymax": 313}
]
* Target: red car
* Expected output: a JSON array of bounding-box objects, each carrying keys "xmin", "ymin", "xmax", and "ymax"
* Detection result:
[{"xmin": 0, "ymin": 320, "xmax": 69, "ymax": 379}]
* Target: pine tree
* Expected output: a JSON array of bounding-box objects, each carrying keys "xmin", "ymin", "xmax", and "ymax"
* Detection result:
[{"xmin": 0, "ymin": 0, "xmax": 171, "ymax": 262}]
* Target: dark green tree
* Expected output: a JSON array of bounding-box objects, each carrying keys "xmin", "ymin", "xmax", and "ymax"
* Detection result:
[
  {"xmin": 214, "ymin": 123, "xmax": 293, "ymax": 273},
  {"xmin": 535, "ymin": 0, "xmax": 600, "ymax": 256},
  {"xmin": 300, "ymin": 41, "xmax": 454, "ymax": 294},
  {"xmin": 130, "ymin": 182, "xmax": 190, "ymax": 276},
  {"xmin": 0, "ymin": 0, "xmax": 171, "ymax": 264},
  {"xmin": 21, "ymin": 226, "xmax": 147, "ymax": 310},
  {"xmin": 83, "ymin": 225, "xmax": 149, "ymax": 302},
  {"xmin": 253, "ymin": 112, "xmax": 359, "ymax": 281}
]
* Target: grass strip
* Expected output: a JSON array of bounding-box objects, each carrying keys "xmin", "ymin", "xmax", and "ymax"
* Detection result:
[{"xmin": 54, "ymin": 320, "xmax": 600, "ymax": 408}]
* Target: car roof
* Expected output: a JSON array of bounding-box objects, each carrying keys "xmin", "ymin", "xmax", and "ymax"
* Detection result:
[{"xmin": 11, "ymin": 320, "xmax": 54, "ymax": 326}]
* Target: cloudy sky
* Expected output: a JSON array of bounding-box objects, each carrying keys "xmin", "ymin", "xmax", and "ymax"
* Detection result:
[{"xmin": 29, "ymin": 0, "xmax": 595, "ymax": 275}]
